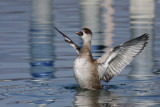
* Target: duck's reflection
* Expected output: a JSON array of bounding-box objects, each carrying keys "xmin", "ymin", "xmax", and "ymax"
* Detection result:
[
  {"xmin": 129, "ymin": 0, "xmax": 155, "ymax": 79},
  {"xmin": 29, "ymin": 0, "xmax": 55, "ymax": 78},
  {"xmin": 74, "ymin": 89, "xmax": 118, "ymax": 107},
  {"xmin": 74, "ymin": 90, "xmax": 100, "ymax": 107}
]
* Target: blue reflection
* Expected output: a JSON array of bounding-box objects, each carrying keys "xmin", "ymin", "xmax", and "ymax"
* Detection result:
[
  {"xmin": 91, "ymin": 45, "xmax": 106, "ymax": 50},
  {"xmin": 30, "ymin": 61, "xmax": 54, "ymax": 67},
  {"xmin": 29, "ymin": 0, "xmax": 55, "ymax": 78}
]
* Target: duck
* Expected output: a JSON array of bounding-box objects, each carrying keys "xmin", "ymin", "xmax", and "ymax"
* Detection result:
[{"xmin": 55, "ymin": 27, "xmax": 149, "ymax": 90}]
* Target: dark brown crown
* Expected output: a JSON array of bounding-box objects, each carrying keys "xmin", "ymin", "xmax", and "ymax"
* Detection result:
[{"xmin": 82, "ymin": 28, "xmax": 92, "ymax": 35}]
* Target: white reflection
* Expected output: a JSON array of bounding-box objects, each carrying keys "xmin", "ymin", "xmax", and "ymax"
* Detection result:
[
  {"xmin": 129, "ymin": 1, "xmax": 155, "ymax": 106},
  {"xmin": 129, "ymin": 0, "xmax": 155, "ymax": 79},
  {"xmin": 103, "ymin": 0, "xmax": 115, "ymax": 47}
]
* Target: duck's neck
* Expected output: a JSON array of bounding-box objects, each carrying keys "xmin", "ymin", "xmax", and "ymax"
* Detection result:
[
  {"xmin": 79, "ymin": 41, "xmax": 93, "ymax": 59},
  {"xmin": 83, "ymin": 41, "xmax": 91, "ymax": 50}
]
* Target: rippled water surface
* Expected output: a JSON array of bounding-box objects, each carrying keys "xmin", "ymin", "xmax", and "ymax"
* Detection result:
[{"xmin": 0, "ymin": 0, "xmax": 160, "ymax": 107}]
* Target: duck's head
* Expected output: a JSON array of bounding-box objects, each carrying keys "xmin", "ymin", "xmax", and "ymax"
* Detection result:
[{"xmin": 76, "ymin": 28, "xmax": 92, "ymax": 42}]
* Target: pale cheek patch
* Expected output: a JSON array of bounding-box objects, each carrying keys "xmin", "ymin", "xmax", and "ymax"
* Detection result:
[{"xmin": 82, "ymin": 34, "xmax": 92, "ymax": 42}]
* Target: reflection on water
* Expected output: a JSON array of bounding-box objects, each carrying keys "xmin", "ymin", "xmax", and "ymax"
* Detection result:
[
  {"xmin": 29, "ymin": 0, "xmax": 55, "ymax": 78},
  {"xmin": 74, "ymin": 90, "xmax": 100, "ymax": 107},
  {"xmin": 103, "ymin": 0, "xmax": 115, "ymax": 47},
  {"xmin": 74, "ymin": 89, "xmax": 118, "ymax": 107},
  {"xmin": 129, "ymin": 0, "xmax": 155, "ymax": 79},
  {"xmin": 129, "ymin": 1, "xmax": 157, "ymax": 106}
]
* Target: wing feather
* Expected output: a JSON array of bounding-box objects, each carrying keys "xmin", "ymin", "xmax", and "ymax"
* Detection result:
[
  {"xmin": 97, "ymin": 33, "xmax": 149, "ymax": 82},
  {"xmin": 55, "ymin": 27, "xmax": 80, "ymax": 54}
]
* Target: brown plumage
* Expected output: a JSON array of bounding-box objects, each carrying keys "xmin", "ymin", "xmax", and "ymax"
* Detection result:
[{"xmin": 55, "ymin": 27, "xmax": 149, "ymax": 90}]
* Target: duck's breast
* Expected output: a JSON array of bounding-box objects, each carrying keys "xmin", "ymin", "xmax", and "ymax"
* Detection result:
[
  {"xmin": 73, "ymin": 57, "xmax": 101, "ymax": 89},
  {"xmin": 73, "ymin": 57, "xmax": 93, "ymax": 81}
]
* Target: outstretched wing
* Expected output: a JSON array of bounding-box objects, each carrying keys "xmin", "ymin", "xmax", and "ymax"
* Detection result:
[
  {"xmin": 97, "ymin": 33, "xmax": 149, "ymax": 82},
  {"xmin": 55, "ymin": 27, "xmax": 80, "ymax": 54}
]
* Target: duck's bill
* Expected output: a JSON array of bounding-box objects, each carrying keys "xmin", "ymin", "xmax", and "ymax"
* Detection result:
[{"xmin": 76, "ymin": 31, "xmax": 83, "ymax": 36}]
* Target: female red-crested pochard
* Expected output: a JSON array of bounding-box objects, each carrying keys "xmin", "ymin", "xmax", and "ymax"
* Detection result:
[{"xmin": 55, "ymin": 27, "xmax": 149, "ymax": 90}]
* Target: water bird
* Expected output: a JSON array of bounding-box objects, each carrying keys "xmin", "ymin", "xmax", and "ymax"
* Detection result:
[{"xmin": 55, "ymin": 27, "xmax": 149, "ymax": 90}]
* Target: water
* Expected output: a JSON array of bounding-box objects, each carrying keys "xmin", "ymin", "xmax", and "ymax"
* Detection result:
[{"xmin": 0, "ymin": 0, "xmax": 160, "ymax": 106}]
